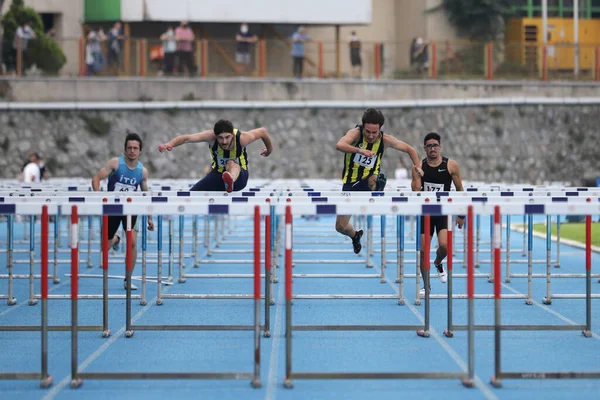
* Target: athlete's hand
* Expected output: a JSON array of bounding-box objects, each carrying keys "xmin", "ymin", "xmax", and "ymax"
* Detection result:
[
  {"xmin": 260, "ymin": 147, "xmax": 271, "ymax": 157},
  {"xmin": 456, "ymin": 216, "xmax": 465, "ymax": 229},
  {"xmin": 360, "ymin": 149, "xmax": 374, "ymax": 157},
  {"xmin": 147, "ymin": 217, "xmax": 155, "ymax": 231},
  {"xmin": 413, "ymin": 165, "xmax": 424, "ymax": 177},
  {"xmin": 157, "ymin": 144, "xmax": 173, "ymax": 153}
]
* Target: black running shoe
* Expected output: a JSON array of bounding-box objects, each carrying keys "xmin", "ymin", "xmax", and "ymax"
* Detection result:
[
  {"xmin": 352, "ymin": 229, "xmax": 363, "ymax": 254},
  {"xmin": 376, "ymin": 173, "xmax": 387, "ymax": 191}
]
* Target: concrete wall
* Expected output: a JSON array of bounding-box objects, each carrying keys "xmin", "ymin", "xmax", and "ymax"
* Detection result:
[{"xmin": 1, "ymin": 77, "xmax": 599, "ymax": 102}]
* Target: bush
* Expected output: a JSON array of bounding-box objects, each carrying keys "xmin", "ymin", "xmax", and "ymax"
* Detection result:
[{"xmin": 1, "ymin": 0, "xmax": 66, "ymax": 74}]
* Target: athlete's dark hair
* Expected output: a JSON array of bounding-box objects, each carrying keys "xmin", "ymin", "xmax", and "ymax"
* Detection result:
[
  {"xmin": 361, "ymin": 108, "xmax": 385, "ymax": 127},
  {"xmin": 124, "ymin": 133, "xmax": 143, "ymax": 151},
  {"xmin": 423, "ymin": 132, "xmax": 441, "ymax": 145},
  {"xmin": 214, "ymin": 119, "xmax": 234, "ymax": 135}
]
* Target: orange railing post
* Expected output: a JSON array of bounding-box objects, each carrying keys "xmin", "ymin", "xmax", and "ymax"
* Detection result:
[
  {"xmin": 15, "ymin": 37, "xmax": 22, "ymax": 77},
  {"xmin": 595, "ymin": 46, "xmax": 599, "ymax": 82},
  {"xmin": 201, "ymin": 39, "xmax": 208, "ymax": 77},
  {"xmin": 79, "ymin": 37, "xmax": 86, "ymax": 77},
  {"xmin": 258, "ymin": 39, "xmax": 266, "ymax": 77},
  {"xmin": 374, "ymin": 42, "xmax": 380, "ymax": 79},
  {"xmin": 486, "ymin": 42, "xmax": 493, "ymax": 80},
  {"xmin": 542, "ymin": 45, "xmax": 548, "ymax": 81},
  {"xmin": 431, "ymin": 41, "xmax": 437, "ymax": 79},
  {"xmin": 139, "ymin": 39, "xmax": 147, "ymax": 77},
  {"xmin": 318, "ymin": 41, "xmax": 324, "ymax": 78}
]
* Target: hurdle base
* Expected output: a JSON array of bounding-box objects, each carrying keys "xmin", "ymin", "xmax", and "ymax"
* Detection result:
[
  {"xmin": 251, "ymin": 378, "xmax": 262, "ymax": 388},
  {"xmin": 283, "ymin": 378, "xmax": 294, "ymax": 388},
  {"xmin": 416, "ymin": 329, "xmax": 430, "ymax": 338},
  {"xmin": 263, "ymin": 330, "xmax": 271, "ymax": 338},
  {"xmin": 443, "ymin": 329, "xmax": 454, "ymax": 338},
  {"xmin": 40, "ymin": 376, "xmax": 53, "ymax": 388},
  {"xmin": 70, "ymin": 378, "xmax": 83, "ymax": 388},
  {"xmin": 582, "ymin": 330, "xmax": 592, "ymax": 338},
  {"xmin": 102, "ymin": 329, "xmax": 111, "ymax": 338},
  {"xmin": 7, "ymin": 297, "xmax": 17, "ymax": 306},
  {"xmin": 461, "ymin": 378, "xmax": 474, "ymax": 388},
  {"xmin": 490, "ymin": 375, "xmax": 502, "ymax": 388},
  {"xmin": 542, "ymin": 297, "xmax": 552, "ymax": 305},
  {"xmin": 125, "ymin": 330, "xmax": 134, "ymax": 338}
]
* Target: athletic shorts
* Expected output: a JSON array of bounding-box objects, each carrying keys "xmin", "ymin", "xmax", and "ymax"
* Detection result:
[
  {"xmin": 190, "ymin": 169, "xmax": 249, "ymax": 192},
  {"xmin": 107, "ymin": 215, "xmax": 139, "ymax": 240},
  {"xmin": 342, "ymin": 177, "xmax": 372, "ymax": 192},
  {"xmin": 420, "ymin": 215, "xmax": 448, "ymax": 236}
]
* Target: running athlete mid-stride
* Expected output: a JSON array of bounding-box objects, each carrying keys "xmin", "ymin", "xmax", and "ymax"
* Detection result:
[
  {"xmin": 411, "ymin": 132, "xmax": 465, "ymax": 295},
  {"xmin": 335, "ymin": 108, "xmax": 423, "ymax": 254},
  {"xmin": 92, "ymin": 133, "xmax": 155, "ymax": 290},
  {"xmin": 158, "ymin": 119, "xmax": 273, "ymax": 193}
]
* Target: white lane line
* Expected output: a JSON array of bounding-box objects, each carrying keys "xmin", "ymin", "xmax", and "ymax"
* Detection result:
[
  {"xmin": 379, "ymin": 268, "xmax": 499, "ymax": 400},
  {"xmin": 502, "ymin": 283, "xmax": 600, "ymax": 340},
  {"xmin": 265, "ymin": 278, "xmax": 285, "ymax": 400},
  {"xmin": 41, "ymin": 289, "xmax": 168, "ymax": 400}
]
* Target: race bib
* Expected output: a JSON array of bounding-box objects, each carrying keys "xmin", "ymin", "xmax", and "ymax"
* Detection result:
[
  {"xmin": 424, "ymin": 182, "xmax": 444, "ymax": 192},
  {"xmin": 113, "ymin": 182, "xmax": 137, "ymax": 192},
  {"xmin": 353, "ymin": 153, "xmax": 377, "ymax": 168},
  {"xmin": 216, "ymin": 157, "xmax": 239, "ymax": 167}
]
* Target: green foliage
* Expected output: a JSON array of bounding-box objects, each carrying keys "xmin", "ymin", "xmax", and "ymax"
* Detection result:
[
  {"xmin": 1, "ymin": 0, "xmax": 66, "ymax": 74},
  {"xmin": 81, "ymin": 114, "xmax": 111, "ymax": 136},
  {"xmin": 433, "ymin": 0, "xmax": 516, "ymax": 41}
]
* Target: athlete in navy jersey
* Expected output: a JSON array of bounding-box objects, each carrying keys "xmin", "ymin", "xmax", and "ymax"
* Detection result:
[
  {"xmin": 411, "ymin": 132, "xmax": 464, "ymax": 295},
  {"xmin": 158, "ymin": 119, "xmax": 273, "ymax": 193},
  {"xmin": 335, "ymin": 108, "xmax": 423, "ymax": 254},
  {"xmin": 92, "ymin": 133, "xmax": 154, "ymax": 290}
]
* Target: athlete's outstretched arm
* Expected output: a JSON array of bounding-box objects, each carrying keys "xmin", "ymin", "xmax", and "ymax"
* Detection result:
[
  {"xmin": 383, "ymin": 135, "xmax": 423, "ymax": 176},
  {"xmin": 336, "ymin": 128, "xmax": 370, "ymax": 156},
  {"xmin": 449, "ymin": 159, "xmax": 465, "ymax": 228},
  {"xmin": 411, "ymin": 166, "xmax": 422, "ymax": 192},
  {"xmin": 240, "ymin": 127, "xmax": 274, "ymax": 156},
  {"xmin": 91, "ymin": 157, "xmax": 119, "ymax": 191},
  {"xmin": 158, "ymin": 130, "xmax": 215, "ymax": 152}
]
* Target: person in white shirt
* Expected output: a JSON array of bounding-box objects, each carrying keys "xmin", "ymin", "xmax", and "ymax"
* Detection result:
[{"xmin": 22, "ymin": 153, "xmax": 41, "ymax": 183}]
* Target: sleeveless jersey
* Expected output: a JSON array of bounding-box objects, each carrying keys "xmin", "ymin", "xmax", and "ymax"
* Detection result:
[
  {"xmin": 210, "ymin": 129, "xmax": 248, "ymax": 172},
  {"xmin": 420, "ymin": 156, "xmax": 452, "ymax": 192},
  {"xmin": 107, "ymin": 156, "xmax": 143, "ymax": 192},
  {"xmin": 341, "ymin": 125, "xmax": 385, "ymax": 184}
]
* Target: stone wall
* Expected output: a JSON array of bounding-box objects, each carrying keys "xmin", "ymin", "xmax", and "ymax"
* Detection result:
[{"xmin": 1, "ymin": 105, "xmax": 598, "ymax": 185}]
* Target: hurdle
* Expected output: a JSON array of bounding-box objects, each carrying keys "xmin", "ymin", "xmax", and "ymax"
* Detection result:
[
  {"xmin": 283, "ymin": 205, "xmax": 475, "ymax": 388},
  {"xmin": 0, "ymin": 205, "xmax": 52, "ymax": 388},
  {"xmin": 490, "ymin": 213, "xmax": 600, "ymax": 387},
  {"xmin": 70, "ymin": 204, "xmax": 263, "ymax": 388}
]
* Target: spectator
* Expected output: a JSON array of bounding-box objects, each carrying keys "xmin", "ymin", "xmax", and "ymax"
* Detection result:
[
  {"xmin": 22, "ymin": 152, "xmax": 42, "ymax": 183},
  {"xmin": 235, "ymin": 23, "xmax": 257, "ymax": 75},
  {"xmin": 175, "ymin": 21, "xmax": 196, "ymax": 76},
  {"xmin": 7, "ymin": 23, "xmax": 36, "ymax": 74},
  {"xmin": 85, "ymin": 28, "xmax": 105, "ymax": 76},
  {"xmin": 159, "ymin": 26, "xmax": 177, "ymax": 75},
  {"xmin": 349, "ymin": 31, "xmax": 362, "ymax": 78},
  {"xmin": 107, "ymin": 22, "xmax": 123, "ymax": 75},
  {"xmin": 394, "ymin": 160, "xmax": 410, "ymax": 181},
  {"xmin": 411, "ymin": 36, "xmax": 429, "ymax": 75},
  {"xmin": 291, "ymin": 26, "xmax": 309, "ymax": 78},
  {"xmin": 46, "ymin": 28, "xmax": 56, "ymax": 38}
]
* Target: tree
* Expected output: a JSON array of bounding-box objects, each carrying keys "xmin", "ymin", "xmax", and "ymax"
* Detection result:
[
  {"xmin": 1, "ymin": 0, "xmax": 66, "ymax": 74},
  {"xmin": 433, "ymin": 0, "xmax": 516, "ymax": 42}
]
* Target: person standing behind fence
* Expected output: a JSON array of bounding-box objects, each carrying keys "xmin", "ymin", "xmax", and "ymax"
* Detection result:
[
  {"xmin": 235, "ymin": 23, "xmax": 257, "ymax": 75},
  {"xmin": 411, "ymin": 132, "xmax": 465, "ymax": 296},
  {"xmin": 291, "ymin": 26, "xmax": 309, "ymax": 78},
  {"xmin": 7, "ymin": 23, "xmax": 36, "ymax": 74},
  {"xmin": 349, "ymin": 31, "xmax": 362, "ymax": 78},
  {"xmin": 85, "ymin": 28, "xmax": 105, "ymax": 76},
  {"xmin": 91, "ymin": 133, "xmax": 154, "ymax": 290},
  {"xmin": 160, "ymin": 26, "xmax": 177, "ymax": 75},
  {"xmin": 175, "ymin": 21, "xmax": 196, "ymax": 76},
  {"xmin": 107, "ymin": 22, "xmax": 123, "ymax": 75}
]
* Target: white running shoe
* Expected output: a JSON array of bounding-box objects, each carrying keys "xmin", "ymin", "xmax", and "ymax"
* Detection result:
[
  {"xmin": 419, "ymin": 286, "xmax": 431, "ymax": 297},
  {"xmin": 123, "ymin": 280, "xmax": 138, "ymax": 290},
  {"xmin": 436, "ymin": 264, "xmax": 447, "ymax": 283}
]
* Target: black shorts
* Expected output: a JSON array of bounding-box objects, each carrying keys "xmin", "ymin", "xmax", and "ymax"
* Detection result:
[
  {"xmin": 107, "ymin": 215, "xmax": 138, "ymax": 240},
  {"xmin": 420, "ymin": 215, "xmax": 448, "ymax": 236},
  {"xmin": 342, "ymin": 177, "xmax": 371, "ymax": 192},
  {"xmin": 190, "ymin": 169, "xmax": 249, "ymax": 192},
  {"xmin": 351, "ymin": 53, "xmax": 362, "ymax": 66}
]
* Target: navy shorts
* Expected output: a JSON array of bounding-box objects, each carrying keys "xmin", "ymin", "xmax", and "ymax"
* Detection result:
[
  {"xmin": 342, "ymin": 177, "xmax": 371, "ymax": 192},
  {"xmin": 190, "ymin": 169, "xmax": 249, "ymax": 192},
  {"xmin": 420, "ymin": 215, "xmax": 449, "ymax": 236}
]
